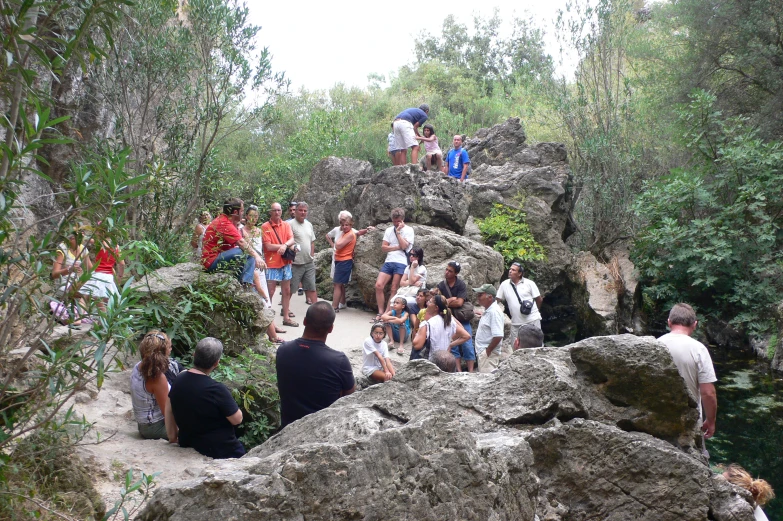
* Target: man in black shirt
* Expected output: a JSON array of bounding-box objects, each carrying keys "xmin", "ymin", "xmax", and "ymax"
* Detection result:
[
  {"xmin": 276, "ymin": 302, "xmax": 355, "ymax": 428},
  {"xmin": 437, "ymin": 261, "xmax": 476, "ymax": 372},
  {"xmin": 166, "ymin": 337, "xmax": 245, "ymax": 459}
]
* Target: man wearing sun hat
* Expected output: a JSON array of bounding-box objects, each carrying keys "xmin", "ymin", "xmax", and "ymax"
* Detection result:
[{"xmin": 473, "ymin": 283, "xmax": 506, "ymax": 373}]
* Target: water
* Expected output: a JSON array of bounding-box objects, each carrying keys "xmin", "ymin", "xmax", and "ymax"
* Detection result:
[{"xmin": 709, "ymin": 347, "xmax": 783, "ymax": 519}]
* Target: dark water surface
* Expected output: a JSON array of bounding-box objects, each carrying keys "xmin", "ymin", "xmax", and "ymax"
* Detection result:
[{"xmin": 709, "ymin": 347, "xmax": 783, "ymax": 519}]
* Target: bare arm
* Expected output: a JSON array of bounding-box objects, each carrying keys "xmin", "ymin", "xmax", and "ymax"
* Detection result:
[
  {"xmin": 146, "ymin": 374, "xmax": 170, "ymax": 418},
  {"xmin": 412, "ymin": 322, "xmax": 428, "ymax": 350},
  {"xmin": 115, "ymin": 248, "xmax": 125, "ymax": 280},
  {"xmin": 335, "ymin": 231, "xmax": 354, "ymax": 249},
  {"xmin": 451, "ymin": 321, "xmax": 471, "ymax": 346},
  {"xmin": 165, "ymin": 398, "xmax": 178, "ymax": 443},
  {"xmin": 485, "ymin": 336, "xmax": 503, "ymax": 356},
  {"xmin": 412, "ymin": 121, "xmax": 423, "ymax": 137},
  {"xmin": 699, "ymin": 383, "xmax": 717, "ymax": 439},
  {"xmin": 226, "ymin": 408, "xmax": 243, "ymax": 426},
  {"xmin": 341, "ymin": 385, "xmax": 356, "ymax": 397},
  {"xmin": 416, "ymin": 134, "xmax": 436, "ymax": 142},
  {"xmin": 446, "ymin": 296, "xmax": 465, "ymax": 308},
  {"xmin": 191, "ymin": 224, "xmax": 205, "ymax": 249},
  {"xmin": 238, "ymin": 237, "xmax": 265, "ymax": 264},
  {"xmin": 381, "ymin": 311, "xmax": 408, "ymax": 324},
  {"xmin": 52, "ymin": 251, "xmax": 70, "ymax": 278},
  {"xmin": 460, "ymin": 162, "xmax": 469, "ymax": 182},
  {"xmin": 380, "ymin": 240, "xmax": 397, "ymax": 253}
]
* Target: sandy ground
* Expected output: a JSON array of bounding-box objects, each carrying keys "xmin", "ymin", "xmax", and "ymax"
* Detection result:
[{"xmin": 68, "ymin": 292, "xmax": 412, "ymax": 513}]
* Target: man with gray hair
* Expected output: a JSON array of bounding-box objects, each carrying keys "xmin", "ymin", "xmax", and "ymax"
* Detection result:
[
  {"xmin": 289, "ymin": 202, "xmax": 318, "ymax": 305},
  {"xmin": 431, "ymin": 350, "xmax": 457, "ymax": 373},
  {"xmin": 514, "ymin": 324, "xmax": 544, "ymax": 350},
  {"xmin": 166, "ymin": 337, "xmax": 245, "ymax": 459}
]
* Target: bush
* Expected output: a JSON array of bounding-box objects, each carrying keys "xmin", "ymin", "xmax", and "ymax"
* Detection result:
[{"xmin": 476, "ymin": 203, "xmax": 546, "ymax": 265}]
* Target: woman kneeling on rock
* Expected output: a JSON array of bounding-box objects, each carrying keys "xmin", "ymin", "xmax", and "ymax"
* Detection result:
[{"xmin": 131, "ymin": 331, "xmax": 180, "ymax": 440}]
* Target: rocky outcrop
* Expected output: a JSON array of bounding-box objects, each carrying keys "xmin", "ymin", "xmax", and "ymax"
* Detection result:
[
  {"xmin": 133, "ymin": 262, "xmax": 273, "ymax": 356},
  {"xmin": 352, "ymin": 224, "xmax": 504, "ymax": 310},
  {"xmin": 139, "ymin": 335, "xmax": 750, "ymax": 521}
]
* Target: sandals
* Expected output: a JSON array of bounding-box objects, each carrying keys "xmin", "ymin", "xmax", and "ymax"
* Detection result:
[
  {"xmin": 280, "ymin": 309, "xmax": 296, "ymax": 317},
  {"xmin": 282, "ymin": 319, "xmax": 299, "ymax": 327},
  {"xmin": 275, "ymin": 327, "xmax": 287, "ymax": 334},
  {"xmin": 270, "ymin": 337, "xmax": 285, "ymax": 345},
  {"xmin": 333, "ymin": 308, "xmax": 340, "ymax": 313},
  {"xmin": 371, "ymin": 314, "xmax": 382, "ymax": 323},
  {"xmin": 396, "ymin": 346, "xmax": 405, "ymax": 355}
]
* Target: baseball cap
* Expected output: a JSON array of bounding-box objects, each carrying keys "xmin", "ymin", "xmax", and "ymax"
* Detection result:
[{"xmin": 472, "ymin": 283, "xmax": 497, "ymax": 297}]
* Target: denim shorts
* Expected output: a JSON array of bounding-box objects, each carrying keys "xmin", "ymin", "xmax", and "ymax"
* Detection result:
[
  {"xmin": 380, "ymin": 262, "xmax": 406, "ymax": 276},
  {"xmin": 450, "ymin": 321, "xmax": 475, "ymax": 361}
]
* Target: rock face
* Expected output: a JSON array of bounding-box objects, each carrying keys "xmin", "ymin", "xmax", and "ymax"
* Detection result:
[
  {"xmin": 133, "ymin": 262, "xmax": 273, "ymax": 356},
  {"xmin": 352, "ymin": 224, "xmax": 504, "ymax": 310},
  {"xmin": 139, "ymin": 335, "xmax": 751, "ymax": 521}
]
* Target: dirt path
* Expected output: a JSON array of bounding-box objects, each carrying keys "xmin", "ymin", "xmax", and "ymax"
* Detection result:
[{"xmin": 69, "ymin": 293, "xmax": 412, "ymax": 512}]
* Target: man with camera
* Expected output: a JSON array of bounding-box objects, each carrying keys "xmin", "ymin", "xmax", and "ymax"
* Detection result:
[
  {"xmin": 497, "ymin": 262, "xmax": 543, "ymax": 343},
  {"xmin": 262, "ymin": 202, "xmax": 298, "ymax": 328}
]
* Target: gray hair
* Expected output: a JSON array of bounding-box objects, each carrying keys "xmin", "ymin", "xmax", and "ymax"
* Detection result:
[
  {"xmin": 296, "ymin": 201, "xmax": 309, "ymax": 209},
  {"xmin": 193, "ymin": 337, "xmax": 223, "ymax": 370},
  {"xmin": 338, "ymin": 210, "xmax": 352, "ymax": 221},
  {"xmin": 431, "ymin": 350, "xmax": 457, "ymax": 372},
  {"xmin": 516, "ymin": 325, "xmax": 544, "ymax": 349}
]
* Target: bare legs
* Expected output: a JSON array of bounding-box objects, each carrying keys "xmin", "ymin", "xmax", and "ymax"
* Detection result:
[
  {"xmin": 267, "ymin": 279, "xmax": 293, "ymax": 322},
  {"xmin": 333, "ymin": 283, "xmax": 344, "ymax": 311},
  {"xmin": 374, "ymin": 272, "xmax": 392, "ymax": 316}
]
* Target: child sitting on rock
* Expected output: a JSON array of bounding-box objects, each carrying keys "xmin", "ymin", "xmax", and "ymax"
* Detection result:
[
  {"xmin": 417, "ymin": 124, "xmax": 442, "ymax": 171},
  {"xmin": 362, "ymin": 323, "xmax": 395, "ymax": 383},
  {"xmin": 382, "ymin": 296, "xmax": 411, "ymax": 355}
]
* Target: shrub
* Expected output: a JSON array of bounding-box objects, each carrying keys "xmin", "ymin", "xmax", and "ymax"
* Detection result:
[{"xmin": 476, "ymin": 203, "xmax": 546, "ymax": 265}]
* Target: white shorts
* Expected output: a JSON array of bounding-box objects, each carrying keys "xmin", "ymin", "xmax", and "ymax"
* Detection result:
[
  {"xmin": 82, "ymin": 272, "xmax": 119, "ymax": 299},
  {"xmin": 393, "ymin": 120, "xmax": 418, "ymax": 150}
]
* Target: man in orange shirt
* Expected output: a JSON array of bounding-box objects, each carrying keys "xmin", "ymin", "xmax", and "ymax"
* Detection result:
[
  {"xmin": 262, "ymin": 202, "xmax": 297, "ymax": 327},
  {"xmin": 202, "ymin": 198, "xmax": 264, "ymax": 285}
]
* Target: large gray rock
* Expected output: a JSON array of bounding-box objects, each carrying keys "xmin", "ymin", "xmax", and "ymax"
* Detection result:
[
  {"xmin": 351, "ymin": 223, "xmax": 504, "ymax": 310},
  {"xmin": 139, "ymin": 334, "xmax": 749, "ymax": 521},
  {"xmin": 133, "ymin": 262, "xmax": 273, "ymax": 356}
]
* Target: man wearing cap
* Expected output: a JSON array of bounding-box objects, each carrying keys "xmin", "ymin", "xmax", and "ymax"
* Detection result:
[
  {"xmin": 473, "ymin": 283, "xmax": 506, "ymax": 373},
  {"xmin": 497, "ymin": 262, "xmax": 543, "ymax": 343},
  {"xmin": 392, "ymin": 104, "xmax": 430, "ymax": 166}
]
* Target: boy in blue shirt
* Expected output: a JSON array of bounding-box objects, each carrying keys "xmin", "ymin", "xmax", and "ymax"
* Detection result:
[{"xmin": 443, "ymin": 135, "xmax": 470, "ymax": 183}]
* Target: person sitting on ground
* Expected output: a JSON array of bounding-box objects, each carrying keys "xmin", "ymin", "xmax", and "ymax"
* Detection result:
[
  {"xmin": 276, "ymin": 302, "xmax": 355, "ymax": 428},
  {"xmin": 382, "ymin": 296, "xmax": 411, "ymax": 356},
  {"xmin": 82, "ymin": 228, "xmax": 125, "ymax": 313},
  {"xmin": 374, "ymin": 207, "xmax": 415, "ymax": 321},
  {"xmin": 191, "ymin": 210, "xmax": 212, "ymax": 260},
  {"xmin": 130, "ymin": 331, "xmax": 181, "ymax": 440},
  {"xmin": 722, "ymin": 464, "xmax": 775, "ymax": 521},
  {"xmin": 397, "ymin": 246, "xmax": 427, "ymax": 310},
  {"xmin": 332, "ymin": 216, "xmax": 375, "ymax": 313},
  {"xmin": 201, "ymin": 198, "xmax": 264, "ymax": 289},
  {"xmin": 417, "ymin": 124, "xmax": 442, "ymax": 171},
  {"xmin": 243, "ymin": 205, "xmax": 286, "ymax": 344},
  {"xmin": 514, "ymin": 323, "xmax": 545, "ymax": 350},
  {"xmin": 166, "ymin": 337, "xmax": 245, "ymax": 459},
  {"xmin": 412, "ymin": 294, "xmax": 471, "ymax": 362},
  {"xmin": 431, "ymin": 349, "xmax": 457, "ymax": 373},
  {"xmin": 362, "ymin": 323, "xmax": 395, "ymax": 383},
  {"xmin": 52, "ymin": 226, "xmax": 91, "ymax": 327}
]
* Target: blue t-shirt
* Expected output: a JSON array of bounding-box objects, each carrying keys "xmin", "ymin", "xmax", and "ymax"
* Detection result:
[
  {"xmin": 446, "ymin": 148, "xmax": 470, "ymax": 179},
  {"xmin": 395, "ymin": 108, "xmax": 428, "ymax": 125},
  {"xmin": 391, "ymin": 309, "xmax": 411, "ymax": 335}
]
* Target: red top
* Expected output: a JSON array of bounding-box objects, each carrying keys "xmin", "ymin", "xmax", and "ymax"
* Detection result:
[
  {"xmin": 334, "ymin": 230, "xmax": 357, "ymax": 261},
  {"xmin": 201, "ymin": 214, "xmax": 243, "ymax": 269},
  {"xmin": 95, "ymin": 247, "xmax": 119, "ymax": 274},
  {"xmin": 261, "ymin": 219, "xmax": 293, "ymax": 269}
]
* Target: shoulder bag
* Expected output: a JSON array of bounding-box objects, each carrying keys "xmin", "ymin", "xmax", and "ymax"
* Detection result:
[
  {"xmin": 442, "ymin": 281, "xmax": 475, "ymax": 323},
  {"xmin": 271, "ymin": 225, "xmax": 297, "ymax": 262},
  {"xmin": 509, "ymin": 280, "xmax": 534, "ymax": 315}
]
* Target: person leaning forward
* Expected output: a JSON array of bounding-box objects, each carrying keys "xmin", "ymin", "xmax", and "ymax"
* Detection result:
[
  {"xmin": 201, "ymin": 197, "xmax": 264, "ymax": 285},
  {"xmin": 392, "ymin": 104, "xmax": 429, "ymax": 166}
]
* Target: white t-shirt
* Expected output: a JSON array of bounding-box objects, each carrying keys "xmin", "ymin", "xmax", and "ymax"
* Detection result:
[
  {"xmin": 362, "ymin": 337, "xmax": 389, "ymax": 375},
  {"xmin": 658, "ymin": 332, "xmax": 717, "ymax": 418},
  {"xmin": 423, "ymin": 315, "xmax": 457, "ymax": 359},
  {"xmin": 403, "ymin": 264, "xmax": 427, "ymax": 287},
  {"xmin": 382, "ymin": 225, "xmax": 414, "ymax": 265},
  {"xmin": 497, "ymin": 278, "xmax": 541, "ymax": 325},
  {"xmin": 475, "ymin": 301, "xmax": 506, "ymax": 354},
  {"xmin": 754, "ymin": 506, "xmax": 769, "ymax": 521},
  {"xmin": 289, "ymin": 218, "xmax": 316, "ymax": 264}
]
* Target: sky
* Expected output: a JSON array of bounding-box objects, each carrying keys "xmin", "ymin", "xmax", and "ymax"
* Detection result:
[{"xmin": 248, "ymin": 0, "xmax": 572, "ymax": 92}]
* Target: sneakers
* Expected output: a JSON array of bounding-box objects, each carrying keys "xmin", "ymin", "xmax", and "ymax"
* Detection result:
[
  {"xmin": 297, "ymin": 288, "xmax": 304, "ymax": 296},
  {"xmin": 338, "ymin": 303, "xmax": 347, "ymax": 310}
]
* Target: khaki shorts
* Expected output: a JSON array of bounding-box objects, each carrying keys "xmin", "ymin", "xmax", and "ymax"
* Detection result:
[
  {"xmin": 291, "ymin": 262, "xmax": 316, "ymax": 291},
  {"xmin": 477, "ymin": 348, "xmax": 503, "ymax": 373},
  {"xmin": 393, "ymin": 120, "xmax": 418, "ymax": 150}
]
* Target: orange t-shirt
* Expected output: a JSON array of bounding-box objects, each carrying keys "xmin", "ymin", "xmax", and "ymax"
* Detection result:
[
  {"xmin": 334, "ymin": 230, "xmax": 357, "ymax": 261},
  {"xmin": 261, "ymin": 219, "xmax": 294, "ymax": 268}
]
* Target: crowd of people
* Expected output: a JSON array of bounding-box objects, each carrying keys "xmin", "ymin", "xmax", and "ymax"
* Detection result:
[{"xmin": 115, "ymin": 105, "xmax": 776, "ymax": 516}]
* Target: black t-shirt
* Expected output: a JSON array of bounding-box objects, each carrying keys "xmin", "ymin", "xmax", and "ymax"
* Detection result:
[
  {"xmin": 438, "ymin": 277, "xmax": 468, "ymax": 301},
  {"xmin": 276, "ymin": 338, "xmax": 355, "ymax": 428},
  {"xmin": 168, "ymin": 371, "xmax": 245, "ymax": 459}
]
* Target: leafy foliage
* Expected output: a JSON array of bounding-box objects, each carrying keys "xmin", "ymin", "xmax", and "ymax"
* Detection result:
[
  {"xmin": 632, "ymin": 90, "xmax": 783, "ymax": 332},
  {"xmin": 476, "ymin": 203, "xmax": 546, "ymax": 265}
]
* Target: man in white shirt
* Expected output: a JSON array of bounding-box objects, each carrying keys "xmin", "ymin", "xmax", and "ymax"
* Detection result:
[
  {"xmin": 473, "ymin": 284, "xmax": 506, "ymax": 373},
  {"xmin": 658, "ymin": 303, "xmax": 718, "ymax": 441},
  {"xmin": 373, "ymin": 207, "xmax": 414, "ymax": 319},
  {"xmin": 496, "ymin": 262, "xmax": 543, "ymax": 342},
  {"xmin": 289, "ymin": 202, "xmax": 317, "ymax": 305}
]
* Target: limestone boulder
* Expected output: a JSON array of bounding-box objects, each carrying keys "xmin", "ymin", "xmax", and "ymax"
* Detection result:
[
  {"xmin": 133, "ymin": 262, "xmax": 273, "ymax": 356},
  {"xmin": 139, "ymin": 334, "xmax": 748, "ymax": 521},
  {"xmin": 351, "ymin": 223, "xmax": 504, "ymax": 310}
]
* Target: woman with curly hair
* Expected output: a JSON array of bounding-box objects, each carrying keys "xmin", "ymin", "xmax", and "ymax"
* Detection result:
[
  {"xmin": 723, "ymin": 464, "xmax": 775, "ymax": 521},
  {"xmin": 130, "ymin": 331, "xmax": 180, "ymax": 439}
]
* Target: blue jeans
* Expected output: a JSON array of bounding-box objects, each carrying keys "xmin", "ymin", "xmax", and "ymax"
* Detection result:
[{"xmin": 206, "ymin": 247, "xmax": 255, "ymax": 284}]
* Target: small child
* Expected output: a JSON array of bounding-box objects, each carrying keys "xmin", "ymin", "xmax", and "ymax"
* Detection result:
[
  {"xmin": 362, "ymin": 323, "xmax": 395, "ymax": 383},
  {"xmin": 387, "ymin": 123, "xmax": 402, "ymax": 163},
  {"xmin": 417, "ymin": 124, "xmax": 442, "ymax": 171},
  {"xmin": 382, "ymin": 296, "xmax": 411, "ymax": 355}
]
